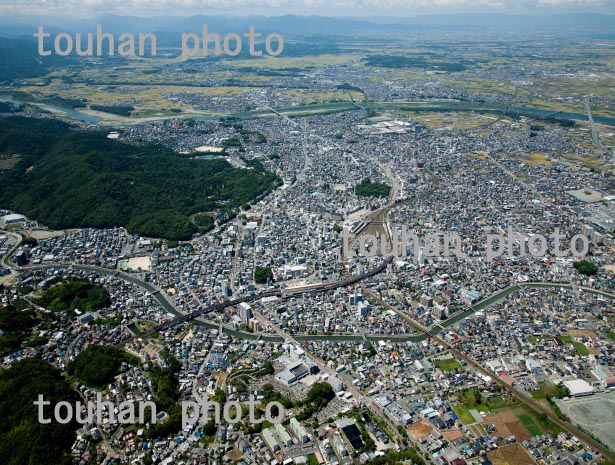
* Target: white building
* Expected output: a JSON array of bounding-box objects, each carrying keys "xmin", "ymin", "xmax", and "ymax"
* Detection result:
[
  {"xmin": 2, "ymin": 213, "xmax": 25, "ymax": 225},
  {"xmin": 563, "ymin": 379, "xmax": 594, "ymax": 397},
  {"xmin": 290, "ymin": 417, "xmax": 309, "ymax": 443}
]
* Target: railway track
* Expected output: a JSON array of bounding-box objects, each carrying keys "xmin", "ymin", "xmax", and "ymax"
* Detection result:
[
  {"xmin": 154, "ymin": 256, "xmax": 393, "ymax": 331},
  {"xmin": 370, "ymin": 292, "xmax": 615, "ymax": 462}
]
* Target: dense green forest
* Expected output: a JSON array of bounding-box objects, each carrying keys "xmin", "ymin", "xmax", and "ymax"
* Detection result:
[
  {"xmin": 146, "ymin": 353, "xmax": 183, "ymax": 437},
  {"xmin": 0, "ymin": 117, "xmax": 281, "ymax": 240},
  {"xmin": 294, "ymin": 382, "xmax": 336, "ymax": 421},
  {"xmin": 0, "ymin": 303, "xmax": 37, "ymax": 356},
  {"xmin": 254, "ymin": 266, "xmax": 274, "ymax": 284},
  {"xmin": 355, "ymin": 178, "xmax": 391, "ymax": 197},
  {"xmin": 36, "ymin": 277, "xmax": 111, "ymax": 315},
  {"xmin": 0, "ymin": 358, "xmax": 78, "ymax": 465},
  {"xmin": 67, "ymin": 345, "xmax": 139, "ymax": 387},
  {"xmin": 364, "ymin": 55, "xmax": 466, "ymax": 72},
  {"xmin": 90, "ymin": 104, "xmax": 134, "ymax": 116},
  {"xmin": 0, "ymin": 101, "xmax": 21, "ymax": 113},
  {"xmin": 0, "ymin": 38, "xmax": 68, "ymax": 83},
  {"xmin": 573, "ymin": 260, "xmax": 599, "ymax": 276}
]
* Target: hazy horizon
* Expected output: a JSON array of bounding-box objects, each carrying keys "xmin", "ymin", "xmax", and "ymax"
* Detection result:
[{"xmin": 2, "ymin": 0, "xmax": 615, "ymax": 18}]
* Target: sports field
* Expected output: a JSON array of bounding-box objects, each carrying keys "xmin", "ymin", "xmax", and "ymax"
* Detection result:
[{"xmin": 557, "ymin": 392, "xmax": 615, "ymax": 452}]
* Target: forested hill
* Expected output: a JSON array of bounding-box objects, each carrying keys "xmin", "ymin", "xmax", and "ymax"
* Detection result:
[{"xmin": 0, "ymin": 117, "xmax": 281, "ymax": 240}]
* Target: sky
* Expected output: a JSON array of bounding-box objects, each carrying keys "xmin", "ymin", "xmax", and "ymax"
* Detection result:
[{"xmin": 1, "ymin": 0, "xmax": 614, "ymax": 17}]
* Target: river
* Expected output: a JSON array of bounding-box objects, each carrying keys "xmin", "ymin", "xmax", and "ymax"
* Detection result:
[{"xmin": 3, "ymin": 96, "xmax": 615, "ymax": 126}]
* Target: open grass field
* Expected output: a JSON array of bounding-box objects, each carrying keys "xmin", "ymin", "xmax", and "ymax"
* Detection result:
[
  {"xmin": 521, "ymin": 153, "xmax": 552, "ymax": 167},
  {"xmin": 406, "ymin": 112, "xmax": 495, "ymax": 130},
  {"xmin": 570, "ymin": 341, "xmax": 590, "ymax": 356},
  {"xmin": 453, "ymin": 405, "xmax": 475, "ymax": 425},
  {"xmin": 433, "ymin": 357, "xmax": 462, "ymax": 372},
  {"xmin": 509, "ymin": 405, "xmax": 563, "ymax": 436},
  {"xmin": 457, "ymin": 389, "xmax": 481, "ymax": 407},
  {"xmin": 453, "ymin": 404, "xmax": 490, "ymax": 425},
  {"xmin": 526, "ymin": 335, "xmax": 552, "ymax": 344},
  {"xmin": 466, "ymin": 152, "xmax": 488, "ymax": 160},
  {"xmin": 529, "ymin": 381, "xmax": 560, "ymax": 401},
  {"xmin": 564, "ymin": 153, "xmax": 602, "ymax": 169},
  {"xmin": 517, "ymin": 414, "xmax": 543, "ymax": 437}
]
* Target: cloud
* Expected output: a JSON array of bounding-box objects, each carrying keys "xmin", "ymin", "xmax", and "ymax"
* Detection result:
[{"xmin": 1, "ymin": 0, "xmax": 613, "ymax": 17}]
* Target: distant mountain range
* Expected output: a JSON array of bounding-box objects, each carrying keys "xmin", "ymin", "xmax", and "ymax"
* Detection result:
[{"xmin": 1, "ymin": 13, "xmax": 614, "ymax": 38}]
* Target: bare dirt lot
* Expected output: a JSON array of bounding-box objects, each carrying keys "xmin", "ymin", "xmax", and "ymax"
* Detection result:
[
  {"xmin": 487, "ymin": 444, "xmax": 536, "ymax": 465},
  {"xmin": 557, "ymin": 392, "xmax": 615, "ymax": 452},
  {"xmin": 25, "ymin": 229, "xmax": 66, "ymax": 240},
  {"xmin": 483, "ymin": 410, "xmax": 531, "ymax": 442},
  {"xmin": 568, "ymin": 329, "xmax": 597, "ymax": 338},
  {"xmin": 407, "ymin": 420, "xmax": 434, "ymax": 442}
]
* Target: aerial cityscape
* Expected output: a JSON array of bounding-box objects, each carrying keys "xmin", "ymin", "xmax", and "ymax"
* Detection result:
[{"xmin": 1, "ymin": 3, "xmax": 615, "ymax": 465}]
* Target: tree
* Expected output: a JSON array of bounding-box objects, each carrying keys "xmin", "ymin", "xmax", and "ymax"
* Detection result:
[
  {"xmin": 573, "ymin": 260, "xmax": 598, "ymax": 276},
  {"xmin": 306, "ymin": 382, "xmax": 335, "ymax": 408},
  {"xmin": 36, "ymin": 277, "xmax": 110, "ymax": 316},
  {"xmin": 254, "ymin": 267, "xmax": 273, "ymax": 284},
  {"xmin": 67, "ymin": 345, "xmax": 138, "ymax": 387},
  {"xmin": 0, "ymin": 358, "xmax": 79, "ymax": 465},
  {"xmin": 202, "ymin": 421, "xmax": 217, "ymax": 436},
  {"xmin": 366, "ymin": 343, "xmax": 377, "ymax": 357},
  {"xmin": 0, "ymin": 116, "xmax": 281, "ymax": 241},
  {"xmin": 355, "ymin": 178, "xmax": 391, "ymax": 198},
  {"xmin": 213, "ymin": 389, "xmax": 226, "ymax": 404}
]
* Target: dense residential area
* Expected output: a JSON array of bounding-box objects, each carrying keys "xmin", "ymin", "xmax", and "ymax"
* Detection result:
[{"xmin": 1, "ymin": 9, "xmax": 615, "ymax": 465}]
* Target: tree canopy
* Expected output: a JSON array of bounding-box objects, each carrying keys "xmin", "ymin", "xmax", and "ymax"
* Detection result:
[
  {"xmin": 36, "ymin": 278, "xmax": 110, "ymax": 315},
  {"xmin": 67, "ymin": 345, "xmax": 138, "ymax": 387},
  {"xmin": 0, "ymin": 358, "xmax": 78, "ymax": 465},
  {"xmin": 0, "ymin": 303, "xmax": 37, "ymax": 356},
  {"xmin": 573, "ymin": 260, "xmax": 598, "ymax": 276},
  {"xmin": 355, "ymin": 178, "xmax": 391, "ymax": 197},
  {"xmin": 254, "ymin": 267, "xmax": 273, "ymax": 284},
  {"xmin": 0, "ymin": 117, "xmax": 281, "ymax": 240}
]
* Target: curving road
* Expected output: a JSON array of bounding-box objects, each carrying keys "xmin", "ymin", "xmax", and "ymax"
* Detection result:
[
  {"xmin": 14, "ymin": 262, "xmax": 615, "ymax": 343},
  {"xmin": 11, "ymin": 262, "xmax": 615, "ymax": 458}
]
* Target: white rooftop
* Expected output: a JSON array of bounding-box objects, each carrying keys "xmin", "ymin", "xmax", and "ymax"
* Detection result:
[{"xmin": 564, "ymin": 379, "xmax": 594, "ymax": 396}]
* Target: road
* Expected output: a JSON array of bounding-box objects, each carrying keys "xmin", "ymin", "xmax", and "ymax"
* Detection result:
[
  {"xmin": 8, "ymin": 257, "xmax": 615, "ymax": 456},
  {"xmin": 367, "ymin": 286, "xmax": 615, "ymax": 462},
  {"xmin": 1, "ymin": 231, "xmax": 21, "ymax": 269},
  {"xmin": 584, "ymin": 96, "xmax": 610, "ymax": 157},
  {"xmin": 11, "ymin": 261, "xmax": 615, "ymax": 343}
]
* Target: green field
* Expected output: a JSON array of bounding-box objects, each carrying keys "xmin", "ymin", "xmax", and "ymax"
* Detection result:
[
  {"xmin": 529, "ymin": 381, "xmax": 561, "ymax": 401},
  {"xmin": 527, "ymin": 335, "xmax": 551, "ymax": 344},
  {"xmin": 454, "ymin": 405, "xmax": 475, "ymax": 424},
  {"xmin": 486, "ymin": 395, "xmax": 518, "ymax": 409},
  {"xmin": 517, "ymin": 414, "xmax": 543, "ymax": 436},
  {"xmin": 571, "ymin": 341, "xmax": 590, "ymax": 356},
  {"xmin": 458, "ymin": 389, "xmax": 481, "ymax": 406},
  {"xmin": 434, "ymin": 357, "xmax": 462, "ymax": 372},
  {"xmin": 454, "ymin": 404, "xmax": 490, "ymax": 425},
  {"xmin": 511, "ymin": 405, "xmax": 563, "ymax": 436},
  {"xmin": 530, "ymin": 389, "xmax": 547, "ymax": 400}
]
